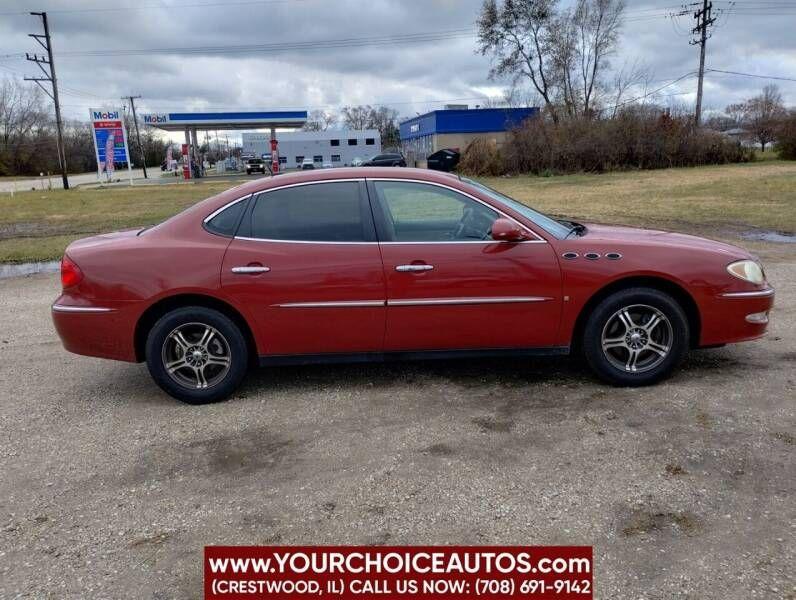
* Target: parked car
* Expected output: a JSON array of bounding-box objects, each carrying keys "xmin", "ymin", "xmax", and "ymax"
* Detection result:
[
  {"xmin": 53, "ymin": 168, "xmax": 774, "ymax": 404},
  {"xmin": 245, "ymin": 158, "xmax": 267, "ymax": 175},
  {"xmin": 427, "ymin": 148, "xmax": 460, "ymax": 172},
  {"xmin": 362, "ymin": 153, "xmax": 406, "ymax": 167},
  {"xmin": 300, "ymin": 157, "xmax": 315, "ymax": 170}
]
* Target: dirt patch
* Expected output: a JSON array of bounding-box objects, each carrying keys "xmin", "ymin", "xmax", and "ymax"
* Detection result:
[
  {"xmin": 129, "ymin": 531, "xmax": 175, "ymax": 548},
  {"xmin": 421, "ymin": 443, "xmax": 454, "ymax": 456},
  {"xmin": 125, "ymin": 427, "xmax": 298, "ymax": 484},
  {"xmin": 471, "ymin": 416, "xmax": 513, "ymax": 433},
  {"xmin": 619, "ymin": 509, "xmax": 701, "ymax": 537},
  {"xmin": 665, "ymin": 463, "xmax": 689, "ymax": 476}
]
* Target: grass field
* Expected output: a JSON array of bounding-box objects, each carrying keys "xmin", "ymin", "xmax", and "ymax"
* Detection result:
[{"xmin": 1, "ymin": 161, "xmax": 795, "ymax": 263}]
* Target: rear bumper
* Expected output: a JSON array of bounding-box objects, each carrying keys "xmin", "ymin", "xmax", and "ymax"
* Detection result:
[
  {"xmin": 699, "ymin": 287, "xmax": 774, "ymax": 347},
  {"xmin": 52, "ymin": 298, "xmax": 139, "ymax": 362}
]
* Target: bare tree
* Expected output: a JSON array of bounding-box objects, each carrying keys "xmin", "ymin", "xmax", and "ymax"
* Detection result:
[
  {"xmin": 572, "ymin": 0, "xmax": 625, "ymax": 116},
  {"xmin": 302, "ymin": 109, "xmax": 337, "ymax": 132},
  {"xmin": 724, "ymin": 102, "xmax": 745, "ymax": 128},
  {"xmin": 478, "ymin": 0, "xmax": 625, "ymax": 122},
  {"xmin": 368, "ymin": 105, "xmax": 400, "ymax": 147},
  {"xmin": 341, "ymin": 105, "xmax": 372, "ymax": 130},
  {"xmin": 742, "ymin": 85, "xmax": 786, "ymax": 151},
  {"xmin": 609, "ymin": 59, "xmax": 651, "ymax": 118},
  {"xmin": 478, "ymin": 0, "xmax": 561, "ymax": 122},
  {"xmin": 0, "ymin": 77, "xmax": 51, "ymax": 175}
]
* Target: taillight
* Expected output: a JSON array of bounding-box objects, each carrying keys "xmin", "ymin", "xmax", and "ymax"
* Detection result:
[{"xmin": 61, "ymin": 254, "xmax": 84, "ymax": 289}]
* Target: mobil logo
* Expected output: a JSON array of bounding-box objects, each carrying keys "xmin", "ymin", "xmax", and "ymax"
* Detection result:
[
  {"xmin": 93, "ymin": 110, "xmax": 120, "ymax": 120},
  {"xmin": 143, "ymin": 114, "xmax": 169, "ymax": 124}
]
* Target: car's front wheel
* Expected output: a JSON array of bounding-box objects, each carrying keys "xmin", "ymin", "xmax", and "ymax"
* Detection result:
[
  {"xmin": 145, "ymin": 307, "xmax": 248, "ymax": 404},
  {"xmin": 582, "ymin": 287, "xmax": 689, "ymax": 386}
]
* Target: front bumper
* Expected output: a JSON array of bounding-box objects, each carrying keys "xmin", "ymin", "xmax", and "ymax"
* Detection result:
[
  {"xmin": 52, "ymin": 298, "xmax": 139, "ymax": 362},
  {"xmin": 700, "ymin": 287, "xmax": 775, "ymax": 347}
]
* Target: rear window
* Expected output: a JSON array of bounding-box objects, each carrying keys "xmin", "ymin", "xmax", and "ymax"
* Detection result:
[{"xmin": 204, "ymin": 197, "xmax": 249, "ymax": 237}]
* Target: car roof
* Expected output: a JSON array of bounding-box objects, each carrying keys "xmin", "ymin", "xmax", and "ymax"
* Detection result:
[{"xmin": 221, "ymin": 167, "xmax": 459, "ymax": 197}]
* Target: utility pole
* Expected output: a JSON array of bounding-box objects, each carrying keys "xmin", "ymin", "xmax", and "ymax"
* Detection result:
[
  {"xmin": 691, "ymin": 0, "xmax": 715, "ymax": 126},
  {"xmin": 122, "ymin": 95, "xmax": 147, "ymax": 179},
  {"xmin": 25, "ymin": 12, "xmax": 69, "ymax": 190}
]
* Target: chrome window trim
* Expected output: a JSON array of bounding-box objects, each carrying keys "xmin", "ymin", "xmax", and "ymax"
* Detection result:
[
  {"xmin": 230, "ymin": 177, "xmax": 549, "ymax": 245},
  {"xmin": 235, "ymin": 236, "xmax": 376, "ymax": 245},
  {"xmin": 368, "ymin": 177, "xmax": 547, "ymax": 243},
  {"xmin": 236, "ymin": 178, "xmax": 369, "ymax": 244},
  {"xmin": 720, "ymin": 288, "xmax": 775, "ymax": 298},
  {"xmin": 52, "ymin": 304, "xmax": 114, "ymax": 313},
  {"xmin": 202, "ymin": 193, "xmax": 253, "ymax": 224},
  {"xmin": 387, "ymin": 296, "xmax": 553, "ymax": 306},
  {"xmin": 378, "ymin": 239, "xmax": 548, "ymax": 245}
]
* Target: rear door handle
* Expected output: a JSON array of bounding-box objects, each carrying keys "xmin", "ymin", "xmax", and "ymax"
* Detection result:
[
  {"xmin": 395, "ymin": 264, "xmax": 434, "ymax": 272},
  {"xmin": 231, "ymin": 266, "xmax": 270, "ymax": 274}
]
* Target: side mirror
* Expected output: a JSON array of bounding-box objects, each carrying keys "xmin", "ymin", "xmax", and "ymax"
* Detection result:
[{"xmin": 491, "ymin": 217, "xmax": 531, "ymax": 242}]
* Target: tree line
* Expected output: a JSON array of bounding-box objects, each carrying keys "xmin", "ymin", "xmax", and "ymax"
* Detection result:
[
  {"xmin": 0, "ymin": 77, "xmax": 169, "ymax": 177},
  {"xmin": 302, "ymin": 105, "xmax": 401, "ymax": 149}
]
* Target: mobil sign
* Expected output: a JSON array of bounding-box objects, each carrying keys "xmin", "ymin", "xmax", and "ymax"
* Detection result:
[
  {"xmin": 143, "ymin": 113, "xmax": 169, "ymax": 125},
  {"xmin": 89, "ymin": 107, "xmax": 130, "ymax": 173},
  {"xmin": 92, "ymin": 109, "xmax": 121, "ymax": 121}
]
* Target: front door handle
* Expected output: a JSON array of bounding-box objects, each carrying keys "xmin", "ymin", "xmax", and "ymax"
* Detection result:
[
  {"xmin": 231, "ymin": 266, "xmax": 270, "ymax": 274},
  {"xmin": 395, "ymin": 264, "xmax": 434, "ymax": 272}
]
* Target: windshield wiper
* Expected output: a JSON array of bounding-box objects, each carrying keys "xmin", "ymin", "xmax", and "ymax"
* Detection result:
[{"xmin": 563, "ymin": 221, "xmax": 586, "ymax": 238}]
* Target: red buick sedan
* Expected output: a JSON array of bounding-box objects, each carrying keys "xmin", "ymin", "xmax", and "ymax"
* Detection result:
[{"xmin": 52, "ymin": 168, "xmax": 774, "ymax": 404}]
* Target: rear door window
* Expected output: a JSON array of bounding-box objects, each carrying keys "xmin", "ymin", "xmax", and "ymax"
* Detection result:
[{"xmin": 249, "ymin": 181, "xmax": 373, "ymax": 242}]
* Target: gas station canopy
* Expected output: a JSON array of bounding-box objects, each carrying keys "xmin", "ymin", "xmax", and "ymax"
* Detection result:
[{"xmin": 141, "ymin": 110, "xmax": 307, "ymax": 131}]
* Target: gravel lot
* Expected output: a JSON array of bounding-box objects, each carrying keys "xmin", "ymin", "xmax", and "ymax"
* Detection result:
[{"xmin": 0, "ymin": 260, "xmax": 793, "ymax": 599}]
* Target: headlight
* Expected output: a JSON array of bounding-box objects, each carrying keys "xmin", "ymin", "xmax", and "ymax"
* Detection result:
[{"xmin": 726, "ymin": 260, "xmax": 765, "ymax": 285}]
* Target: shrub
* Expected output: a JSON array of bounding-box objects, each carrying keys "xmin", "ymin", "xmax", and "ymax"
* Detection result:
[
  {"xmin": 775, "ymin": 111, "xmax": 796, "ymax": 160},
  {"xmin": 459, "ymin": 110, "xmax": 753, "ymax": 176},
  {"xmin": 457, "ymin": 136, "xmax": 503, "ymax": 176}
]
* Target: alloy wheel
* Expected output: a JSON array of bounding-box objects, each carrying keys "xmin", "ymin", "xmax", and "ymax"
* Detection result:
[
  {"xmin": 600, "ymin": 304, "xmax": 673, "ymax": 373},
  {"xmin": 161, "ymin": 322, "xmax": 231, "ymax": 389}
]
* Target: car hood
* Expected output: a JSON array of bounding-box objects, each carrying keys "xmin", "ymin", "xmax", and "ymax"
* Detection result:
[{"xmin": 582, "ymin": 223, "xmax": 751, "ymax": 258}]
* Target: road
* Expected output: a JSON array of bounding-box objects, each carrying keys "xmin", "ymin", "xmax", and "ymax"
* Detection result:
[
  {"xmin": 0, "ymin": 263, "xmax": 793, "ymax": 599},
  {"xmin": 0, "ymin": 169, "xmax": 148, "ymax": 192}
]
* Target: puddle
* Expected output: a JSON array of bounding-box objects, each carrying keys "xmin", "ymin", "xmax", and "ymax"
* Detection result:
[
  {"xmin": 741, "ymin": 230, "xmax": 796, "ymax": 243},
  {"xmin": 0, "ymin": 261, "xmax": 60, "ymax": 280}
]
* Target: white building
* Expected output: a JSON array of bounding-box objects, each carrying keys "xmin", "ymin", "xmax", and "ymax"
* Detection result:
[{"xmin": 242, "ymin": 130, "xmax": 381, "ymax": 168}]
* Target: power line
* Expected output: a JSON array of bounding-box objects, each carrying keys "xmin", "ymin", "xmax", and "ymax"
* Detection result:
[
  {"xmin": 51, "ymin": 29, "xmax": 476, "ymax": 58},
  {"xmin": 707, "ymin": 68, "xmax": 796, "ymax": 82},
  {"xmin": 601, "ymin": 72, "xmax": 698, "ymax": 113},
  {"xmin": 0, "ymin": 0, "xmax": 316, "ymax": 16}
]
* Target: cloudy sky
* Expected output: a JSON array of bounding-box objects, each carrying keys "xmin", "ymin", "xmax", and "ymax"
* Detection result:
[{"xmin": 1, "ymin": 0, "xmax": 794, "ymax": 141}]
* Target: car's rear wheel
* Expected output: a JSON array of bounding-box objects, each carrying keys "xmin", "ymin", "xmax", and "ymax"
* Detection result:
[
  {"xmin": 582, "ymin": 287, "xmax": 689, "ymax": 386},
  {"xmin": 145, "ymin": 307, "xmax": 248, "ymax": 404}
]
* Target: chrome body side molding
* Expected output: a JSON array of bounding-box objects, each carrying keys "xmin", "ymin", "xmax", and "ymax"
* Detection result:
[{"xmin": 52, "ymin": 304, "xmax": 114, "ymax": 313}]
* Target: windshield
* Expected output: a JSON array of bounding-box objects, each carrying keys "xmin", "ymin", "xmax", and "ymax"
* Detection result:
[{"xmin": 462, "ymin": 178, "xmax": 572, "ymax": 239}]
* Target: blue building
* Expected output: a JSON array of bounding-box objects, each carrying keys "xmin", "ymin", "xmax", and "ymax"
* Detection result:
[{"xmin": 399, "ymin": 106, "xmax": 538, "ymax": 164}]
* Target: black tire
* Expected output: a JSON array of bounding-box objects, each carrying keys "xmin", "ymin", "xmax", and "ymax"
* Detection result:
[
  {"xmin": 582, "ymin": 287, "xmax": 689, "ymax": 386},
  {"xmin": 145, "ymin": 306, "xmax": 248, "ymax": 404}
]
